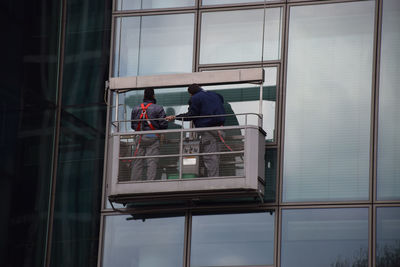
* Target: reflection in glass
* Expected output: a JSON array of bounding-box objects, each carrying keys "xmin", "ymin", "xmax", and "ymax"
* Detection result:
[
  {"xmin": 113, "ymin": 14, "xmax": 194, "ymax": 77},
  {"xmin": 102, "ymin": 215, "xmax": 185, "ymax": 267},
  {"xmin": 281, "ymin": 208, "xmax": 369, "ymax": 267},
  {"xmin": 116, "ymin": 0, "xmax": 195, "ymax": 10},
  {"xmin": 283, "ymin": 1, "xmax": 375, "ymax": 202},
  {"xmin": 377, "ymin": 0, "xmax": 400, "ymax": 200},
  {"xmin": 200, "ymin": 8, "xmax": 282, "ymax": 64},
  {"xmin": 376, "ymin": 207, "xmax": 400, "ymax": 266},
  {"xmin": 191, "ymin": 212, "xmax": 275, "ymax": 266}
]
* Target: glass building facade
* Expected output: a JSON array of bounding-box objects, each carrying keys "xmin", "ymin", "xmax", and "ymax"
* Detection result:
[{"xmin": 1, "ymin": 0, "xmax": 399, "ymax": 266}]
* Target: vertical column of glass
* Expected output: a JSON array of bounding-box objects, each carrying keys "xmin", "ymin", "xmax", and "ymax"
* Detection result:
[
  {"xmin": 49, "ymin": 0, "xmax": 112, "ymax": 265},
  {"xmin": 376, "ymin": 0, "xmax": 400, "ymax": 201},
  {"xmin": 104, "ymin": 9, "xmax": 197, "ymax": 265},
  {"xmin": 283, "ymin": 1, "xmax": 375, "ymax": 202}
]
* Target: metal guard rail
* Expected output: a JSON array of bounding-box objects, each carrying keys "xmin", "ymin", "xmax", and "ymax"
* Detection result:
[{"xmin": 107, "ymin": 113, "xmax": 266, "ymax": 204}]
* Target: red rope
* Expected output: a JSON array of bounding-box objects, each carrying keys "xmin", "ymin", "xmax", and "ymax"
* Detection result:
[{"xmin": 218, "ymin": 130, "xmax": 233, "ymax": 152}]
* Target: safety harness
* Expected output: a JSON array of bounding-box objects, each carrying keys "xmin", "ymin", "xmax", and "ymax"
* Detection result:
[
  {"xmin": 133, "ymin": 103, "xmax": 159, "ymax": 157},
  {"xmin": 136, "ymin": 103, "xmax": 157, "ymax": 131}
]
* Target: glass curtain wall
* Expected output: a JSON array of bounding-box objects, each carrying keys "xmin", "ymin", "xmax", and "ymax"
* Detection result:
[
  {"xmin": 49, "ymin": 0, "xmax": 112, "ymax": 266},
  {"xmin": 104, "ymin": 1, "xmax": 281, "ymax": 266},
  {"xmin": 102, "ymin": 0, "xmax": 400, "ymax": 266}
]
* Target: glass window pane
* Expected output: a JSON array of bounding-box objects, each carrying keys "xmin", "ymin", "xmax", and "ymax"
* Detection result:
[
  {"xmin": 117, "ymin": 0, "xmax": 195, "ymax": 10},
  {"xmin": 281, "ymin": 208, "xmax": 369, "ymax": 267},
  {"xmin": 191, "ymin": 212, "xmax": 275, "ymax": 266},
  {"xmin": 376, "ymin": 207, "xmax": 400, "ymax": 266},
  {"xmin": 283, "ymin": 1, "xmax": 375, "ymax": 202},
  {"xmin": 203, "ymin": 0, "xmax": 277, "ymax": 5},
  {"xmin": 102, "ymin": 215, "xmax": 185, "ymax": 267},
  {"xmin": 113, "ymin": 14, "xmax": 194, "ymax": 77},
  {"xmin": 200, "ymin": 8, "xmax": 282, "ymax": 64},
  {"xmin": 377, "ymin": 0, "xmax": 400, "ymax": 200}
]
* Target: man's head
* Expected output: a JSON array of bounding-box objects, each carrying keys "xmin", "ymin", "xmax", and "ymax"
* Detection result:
[
  {"xmin": 144, "ymin": 88, "xmax": 155, "ymax": 100},
  {"xmin": 188, "ymin": 84, "xmax": 201, "ymax": 95}
]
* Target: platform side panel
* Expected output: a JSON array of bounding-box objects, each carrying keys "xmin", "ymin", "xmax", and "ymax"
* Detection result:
[
  {"xmin": 244, "ymin": 128, "xmax": 260, "ymax": 190},
  {"xmin": 105, "ymin": 134, "xmax": 114, "ymax": 198},
  {"xmin": 258, "ymin": 130, "xmax": 266, "ymax": 182},
  {"xmin": 110, "ymin": 135, "xmax": 121, "ymax": 196},
  {"xmin": 111, "ymin": 177, "xmax": 249, "ymax": 196}
]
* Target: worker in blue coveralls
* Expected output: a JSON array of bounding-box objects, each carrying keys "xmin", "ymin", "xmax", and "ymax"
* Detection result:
[
  {"xmin": 166, "ymin": 84, "xmax": 225, "ymax": 177},
  {"xmin": 131, "ymin": 88, "xmax": 168, "ymax": 181}
]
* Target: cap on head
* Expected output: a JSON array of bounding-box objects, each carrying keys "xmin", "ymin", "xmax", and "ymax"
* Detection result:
[
  {"xmin": 188, "ymin": 84, "xmax": 201, "ymax": 95},
  {"xmin": 144, "ymin": 88, "xmax": 155, "ymax": 100}
]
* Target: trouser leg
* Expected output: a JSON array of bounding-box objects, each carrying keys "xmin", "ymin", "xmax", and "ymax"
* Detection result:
[
  {"xmin": 145, "ymin": 140, "xmax": 160, "ymax": 180},
  {"xmin": 201, "ymin": 131, "xmax": 219, "ymax": 177},
  {"xmin": 131, "ymin": 146, "xmax": 144, "ymax": 181}
]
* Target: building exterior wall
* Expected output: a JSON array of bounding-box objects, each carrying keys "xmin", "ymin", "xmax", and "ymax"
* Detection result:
[
  {"xmin": 101, "ymin": 1, "xmax": 400, "ymax": 266},
  {"xmin": 0, "ymin": 0, "xmax": 399, "ymax": 267}
]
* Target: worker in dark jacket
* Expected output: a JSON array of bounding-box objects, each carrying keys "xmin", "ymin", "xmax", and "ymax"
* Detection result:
[
  {"xmin": 166, "ymin": 84, "xmax": 225, "ymax": 177},
  {"xmin": 131, "ymin": 88, "xmax": 168, "ymax": 181}
]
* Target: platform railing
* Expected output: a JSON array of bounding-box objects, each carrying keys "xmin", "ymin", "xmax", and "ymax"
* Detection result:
[
  {"xmin": 107, "ymin": 113, "xmax": 265, "ymax": 203},
  {"xmin": 113, "ymin": 113, "xmax": 261, "ymax": 180},
  {"xmin": 110, "ymin": 112, "xmax": 263, "ymax": 132}
]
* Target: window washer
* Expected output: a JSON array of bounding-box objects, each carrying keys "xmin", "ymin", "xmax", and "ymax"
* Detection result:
[
  {"xmin": 166, "ymin": 84, "xmax": 225, "ymax": 177},
  {"xmin": 131, "ymin": 88, "xmax": 168, "ymax": 181}
]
